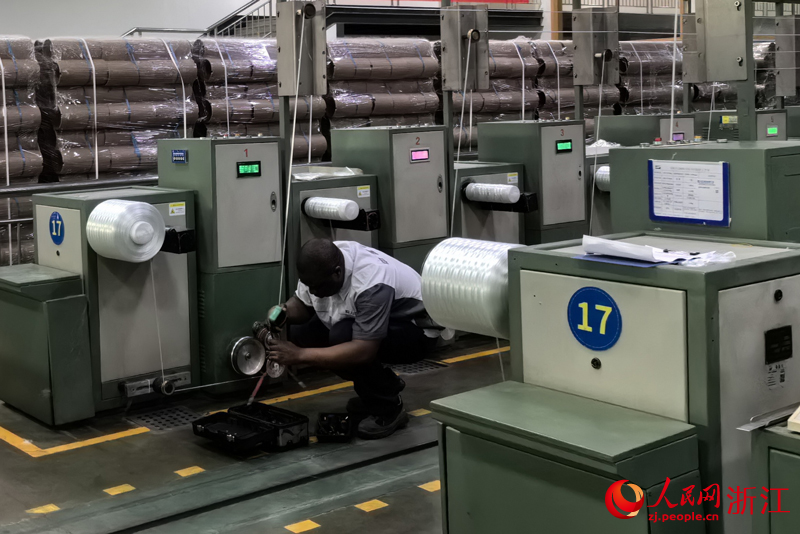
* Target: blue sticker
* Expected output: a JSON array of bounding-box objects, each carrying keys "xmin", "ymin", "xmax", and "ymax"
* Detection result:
[
  {"xmin": 49, "ymin": 211, "xmax": 65, "ymax": 246},
  {"xmin": 172, "ymin": 149, "xmax": 188, "ymax": 164},
  {"xmin": 567, "ymin": 287, "xmax": 622, "ymax": 351}
]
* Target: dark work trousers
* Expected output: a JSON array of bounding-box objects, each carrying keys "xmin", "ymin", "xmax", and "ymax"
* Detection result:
[{"xmin": 289, "ymin": 316, "xmax": 437, "ymax": 415}]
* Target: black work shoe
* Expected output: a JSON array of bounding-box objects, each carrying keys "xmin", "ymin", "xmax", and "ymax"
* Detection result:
[
  {"xmin": 346, "ymin": 396, "xmax": 369, "ymax": 415},
  {"xmin": 356, "ymin": 404, "xmax": 409, "ymax": 440}
]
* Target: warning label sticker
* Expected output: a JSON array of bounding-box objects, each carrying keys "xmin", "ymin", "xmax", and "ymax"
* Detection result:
[
  {"xmin": 169, "ymin": 202, "xmax": 186, "ymax": 216},
  {"xmin": 767, "ymin": 362, "xmax": 787, "ymax": 390},
  {"xmin": 507, "ymin": 172, "xmax": 519, "ymax": 184},
  {"xmin": 357, "ymin": 186, "xmax": 371, "ymax": 198}
]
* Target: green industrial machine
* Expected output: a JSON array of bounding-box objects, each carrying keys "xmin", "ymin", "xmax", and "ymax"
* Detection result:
[
  {"xmin": 786, "ymin": 106, "xmax": 800, "ymax": 138},
  {"xmin": 432, "ymin": 232, "xmax": 800, "ymax": 534},
  {"xmin": 330, "ymin": 126, "xmax": 448, "ymax": 272},
  {"xmin": 286, "ymin": 167, "xmax": 380, "ymax": 290},
  {"xmin": 609, "ymin": 141, "xmax": 800, "ymax": 241},
  {"xmin": 0, "ymin": 187, "xmax": 198, "ymax": 425},
  {"xmin": 477, "ymin": 120, "xmax": 586, "ymax": 245},
  {"xmin": 432, "ymin": 381, "xmax": 702, "ymax": 534},
  {"xmin": 595, "ymin": 114, "xmax": 696, "ymax": 145},
  {"xmin": 694, "ymin": 110, "xmax": 787, "ymax": 141},
  {"xmin": 451, "ymin": 161, "xmax": 528, "ymax": 244},
  {"xmin": 751, "ymin": 424, "xmax": 800, "ymax": 533},
  {"xmin": 157, "ymin": 136, "xmax": 284, "ymax": 388}
]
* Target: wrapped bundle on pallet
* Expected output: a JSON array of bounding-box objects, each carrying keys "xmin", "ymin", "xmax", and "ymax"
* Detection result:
[
  {"xmin": 327, "ymin": 38, "xmax": 440, "ymax": 141},
  {"xmin": 533, "ymin": 39, "xmax": 623, "ymax": 121},
  {"xmin": 618, "ymin": 41, "xmax": 683, "ymax": 115},
  {"xmin": 35, "ymin": 37, "xmax": 198, "ymax": 182},
  {"xmin": 1, "ymin": 36, "xmax": 41, "ymax": 266},
  {"xmin": 192, "ymin": 38, "xmax": 327, "ymax": 161},
  {"xmin": 447, "ymin": 38, "xmax": 543, "ymax": 150}
]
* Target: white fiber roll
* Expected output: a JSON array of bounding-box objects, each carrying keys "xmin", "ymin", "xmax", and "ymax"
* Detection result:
[
  {"xmin": 86, "ymin": 200, "xmax": 166, "ymax": 263},
  {"xmin": 422, "ymin": 238, "xmax": 523, "ymax": 339},
  {"xmin": 465, "ymin": 183, "xmax": 521, "ymax": 204},
  {"xmin": 595, "ymin": 165, "xmax": 611, "ymax": 192},
  {"xmin": 304, "ymin": 197, "xmax": 360, "ymax": 221}
]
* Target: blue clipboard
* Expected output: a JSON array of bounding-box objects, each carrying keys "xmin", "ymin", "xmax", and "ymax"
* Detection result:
[{"xmin": 648, "ymin": 160, "xmax": 730, "ymax": 227}]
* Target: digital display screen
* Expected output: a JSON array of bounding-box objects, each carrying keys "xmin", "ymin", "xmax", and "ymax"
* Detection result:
[
  {"xmin": 410, "ymin": 149, "xmax": 430, "ymax": 163},
  {"xmin": 672, "ymin": 132, "xmax": 685, "ymax": 141},
  {"xmin": 767, "ymin": 126, "xmax": 780, "ymax": 137},
  {"xmin": 556, "ymin": 140, "xmax": 573, "ymax": 153},
  {"xmin": 237, "ymin": 161, "xmax": 261, "ymax": 177}
]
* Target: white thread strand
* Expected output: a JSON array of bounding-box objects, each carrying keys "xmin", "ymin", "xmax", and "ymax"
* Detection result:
[
  {"xmin": 514, "ymin": 43, "xmax": 525, "ymax": 120},
  {"xmin": 79, "ymin": 39, "xmax": 99, "ymax": 180},
  {"xmin": 278, "ymin": 15, "xmax": 307, "ymax": 304},
  {"xmin": 589, "ymin": 57, "xmax": 606, "ymax": 236},
  {"xmin": 0, "ymin": 54, "xmax": 9, "ymax": 264},
  {"xmin": 544, "ymin": 41, "xmax": 561, "ymax": 120},
  {"xmin": 450, "ymin": 40, "xmax": 472, "ymax": 237},
  {"xmin": 496, "ymin": 337, "xmax": 505, "ymax": 382},
  {"xmin": 161, "ymin": 38, "xmax": 188, "ymax": 138},
  {"xmin": 669, "ymin": 2, "xmax": 679, "ymax": 142},
  {"xmin": 86, "ymin": 200, "xmax": 166, "ymax": 263},
  {"xmin": 304, "ymin": 197, "xmax": 359, "ymax": 221},
  {"xmin": 149, "ymin": 260, "xmax": 166, "ymax": 383},
  {"xmin": 465, "ymin": 183, "xmax": 520, "ymax": 204},
  {"xmin": 421, "ymin": 238, "xmax": 523, "ymax": 340}
]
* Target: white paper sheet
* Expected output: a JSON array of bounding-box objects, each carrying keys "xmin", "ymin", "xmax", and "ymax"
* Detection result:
[
  {"xmin": 583, "ymin": 235, "xmax": 694, "ymax": 263},
  {"xmin": 650, "ymin": 160, "xmax": 726, "ymax": 223}
]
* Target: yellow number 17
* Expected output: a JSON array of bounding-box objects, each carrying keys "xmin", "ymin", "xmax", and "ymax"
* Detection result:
[{"xmin": 577, "ymin": 303, "xmax": 613, "ymax": 335}]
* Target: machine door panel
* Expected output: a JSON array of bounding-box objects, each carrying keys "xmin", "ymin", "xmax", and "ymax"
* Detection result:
[
  {"xmin": 718, "ymin": 274, "xmax": 800, "ymax": 534},
  {"xmin": 768, "ymin": 450, "xmax": 800, "ymax": 533},
  {"xmin": 390, "ymin": 131, "xmax": 447, "ymax": 243},
  {"xmin": 540, "ymin": 124, "xmax": 585, "ymax": 226},
  {"xmin": 520, "ymin": 271, "xmax": 688, "ymax": 421},
  {"xmin": 98, "ymin": 205, "xmax": 191, "ymax": 385},
  {"xmin": 215, "ymin": 142, "xmax": 282, "ymax": 267},
  {"xmin": 299, "ymin": 185, "xmax": 378, "ymax": 247},
  {"xmin": 444, "ymin": 427, "xmax": 646, "ymax": 534}
]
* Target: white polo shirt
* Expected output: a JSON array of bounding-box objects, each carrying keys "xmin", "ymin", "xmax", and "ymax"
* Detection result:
[{"xmin": 295, "ymin": 241, "xmax": 434, "ymax": 340}]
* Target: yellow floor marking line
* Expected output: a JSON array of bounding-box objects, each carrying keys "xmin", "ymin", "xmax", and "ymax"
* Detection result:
[
  {"xmin": 285, "ymin": 519, "xmax": 321, "ymax": 532},
  {"xmin": 309, "ymin": 436, "xmax": 318, "ymax": 444},
  {"xmin": 0, "ymin": 426, "xmax": 149, "ymax": 458},
  {"xmin": 175, "ymin": 466, "xmax": 205, "ymax": 477},
  {"xmin": 104, "ymin": 484, "xmax": 136, "ymax": 496},
  {"xmin": 355, "ymin": 499, "xmax": 389, "ymax": 512},
  {"xmin": 409, "ymin": 409, "xmax": 431, "ymax": 417},
  {"xmin": 26, "ymin": 504, "xmax": 60, "ymax": 514},
  {"xmin": 419, "ymin": 480, "xmax": 442, "ymax": 493},
  {"xmin": 442, "ymin": 346, "xmax": 509, "ymax": 364},
  {"xmin": 261, "ymin": 381, "xmax": 354, "ymax": 405}
]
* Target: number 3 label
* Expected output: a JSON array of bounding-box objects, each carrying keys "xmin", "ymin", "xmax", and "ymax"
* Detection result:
[{"xmin": 568, "ymin": 287, "xmax": 622, "ymax": 351}]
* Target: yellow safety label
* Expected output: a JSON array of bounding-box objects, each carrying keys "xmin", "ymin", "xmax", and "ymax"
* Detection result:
[
  {"xmin": 169, "ymin": 202, "xmax": 186, "ymax": 216},
  {"xmin": 357, "ymin": 186, "xmax": 371, "ymax": 198},
  {"xmin": 507, "ymin": 172, "xmax": 519, "ymax": 184}
]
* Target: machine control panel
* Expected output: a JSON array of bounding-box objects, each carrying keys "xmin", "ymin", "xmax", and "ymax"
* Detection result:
[
  {"xmin": 237, "ymin": 161, "xmax": 262, "ymax": 177},
  {"xmin": 409, "ymin": 148, "xmax": 430, "ymax": 163},
  {"xmin": 765, "ymin": 325, "xmax": 793, "ymax": 365},
  {"xmin": 555, "ymin": 140, "xmax": 573, "ymax": 154}
]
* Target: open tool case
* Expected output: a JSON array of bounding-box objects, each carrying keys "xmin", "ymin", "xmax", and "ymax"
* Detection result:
[{"xmin": 193, "ymin": 404, "xmax": 309, "ymax": 453}]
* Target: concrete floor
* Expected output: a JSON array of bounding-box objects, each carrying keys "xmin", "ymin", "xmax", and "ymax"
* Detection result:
[{"xmin": 0, "ymin": 335, "xmax": 507, "ymax": 534}]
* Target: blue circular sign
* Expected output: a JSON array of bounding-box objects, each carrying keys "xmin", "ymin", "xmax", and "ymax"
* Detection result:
[
  {"xmin": 567, "ymin": 287, "xmax": 622, "ymax": 351},
  {"xmin": 49, "ymin": 211, "xmax": 65, "ymax": 246}
]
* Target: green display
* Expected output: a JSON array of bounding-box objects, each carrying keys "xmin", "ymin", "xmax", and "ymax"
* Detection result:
[
  {"xmin": 237, "ymin": 162, "xmax": 261, "ymax": 177},
  {"xmin": 767, "ymin": 126, "xmax": 779, "ymax": 137},
  {"xmin": 556, "ymin": 140, "xmax": 573, "ymax": 153}
]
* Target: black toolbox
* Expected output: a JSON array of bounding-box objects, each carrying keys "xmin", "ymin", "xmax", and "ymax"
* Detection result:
[{"xmin": 193, "ymin": 404, "xmax": 309, "ymax": 453}]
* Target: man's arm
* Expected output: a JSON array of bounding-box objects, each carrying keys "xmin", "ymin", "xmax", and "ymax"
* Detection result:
[
  {"xmin": 284, "ymin": 295, "xmax": 314, "ymax": 325},
  {"xmin": 267, "ymin": 337, "xmax": 380, "ymax": 369}
]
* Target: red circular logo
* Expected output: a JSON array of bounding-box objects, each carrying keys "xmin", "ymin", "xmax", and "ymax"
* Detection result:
[{"xmin": 605, "ymin": 480, "xmax": 645, "ymax": 519}]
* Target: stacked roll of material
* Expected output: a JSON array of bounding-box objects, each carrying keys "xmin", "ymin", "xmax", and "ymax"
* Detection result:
[
  {"xmin": 0, "ymin": 37, "xmax": 43, "ymax": 184},
  {"xmin": 192, "ymin": 38, "xmax": 327, "ymax": 161},
  {"xmin": 533, "ymin": 39, "xmax": 624, "ymax": 121},
  {"xmin": 35, "ymin": 37, "xmax": 199, "ymax": 182},
  {"xmin": 327, "ymin": 38, "xmax": 440, "ymax": 135},
  {"xmin": 448, "ymin": 39, "xmax": 545, "ymax": 150}
]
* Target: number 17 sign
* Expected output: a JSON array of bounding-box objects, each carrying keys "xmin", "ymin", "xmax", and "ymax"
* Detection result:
[{"xmin": 568, "ymin": 287, "xmax": 622, "ymax": 351}]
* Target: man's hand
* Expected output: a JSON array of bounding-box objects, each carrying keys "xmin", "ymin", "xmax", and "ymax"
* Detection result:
[{"xmin": 267, "ymin": 337, "xmax": 307, "ymax": 366}]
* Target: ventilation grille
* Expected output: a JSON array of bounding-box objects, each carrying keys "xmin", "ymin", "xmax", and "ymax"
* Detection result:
[
  {"xmin": 127, "ymin": 405, "xmax": 199, "ymax": 431},
  {"xmin": 391, "ymin": 360, "xmax": 447, "ymax": 375}
]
